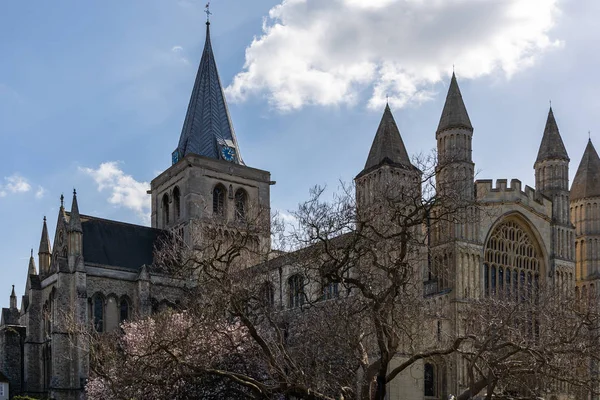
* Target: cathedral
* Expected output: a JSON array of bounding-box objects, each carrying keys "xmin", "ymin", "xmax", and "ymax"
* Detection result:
[{"xmin": 1, "ymin": 18, "xmax": 599, "ymax": 400}]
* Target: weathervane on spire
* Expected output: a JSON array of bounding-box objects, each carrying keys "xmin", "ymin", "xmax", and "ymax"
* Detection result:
[{"xmin": 205, "ymin": 2, "xmax": 212, "ymax": 23}]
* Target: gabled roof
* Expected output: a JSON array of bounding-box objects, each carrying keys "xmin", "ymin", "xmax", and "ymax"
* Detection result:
[
  {"xmin": 535, "ymin": 107, "xmax": 569, "ymax": 164},
  {"xmin": 357, "ymin": 104, "xmax": 415, "ymax": 178},
  {"xmin": 437, "ymin": 72, "xmax": 473, "ymax": 134},
  {"xmin": 66, "ymin": 213, "xmax": 168, "ymax": 271},
  {"xmin": 571, "ymin": 140, "xmax": 600, "ymax": 201},
  {"xmin": 175, "ymin": 22, "xmax": 243, "ymax": 164}
]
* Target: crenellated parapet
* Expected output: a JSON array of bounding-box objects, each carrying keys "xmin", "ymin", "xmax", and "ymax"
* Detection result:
[{"xmin": 475, "ymin": 178, "xmax": 553, "ymax": 217}]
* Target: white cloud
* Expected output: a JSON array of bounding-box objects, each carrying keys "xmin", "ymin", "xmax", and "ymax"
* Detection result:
[
  {"xmin": 3, "ymin": 174, "xmax": 31, "ymax": 194},
  {"xmin": 80, "ymin": 162, "xmax": 151, "ymax": 225},
  {"xmin": 35, "ymin": 186, "xmax": 46, "ymax": 199},
  {"xmin": 226, "ymin": 0, "xmax": 562, "ymax": 110}
]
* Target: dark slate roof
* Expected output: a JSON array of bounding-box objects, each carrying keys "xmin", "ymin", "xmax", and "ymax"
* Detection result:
[
  {"xmin": 437, "ymin": 73, "xmax": 473, "ymax": 133},
  {"xmin": 535, "ymin": 107, "xmax": 569, "ymax": 163},
  {"xmin": 176, "ymin": 22, "xmax": 243, "ymax": 164},
  {"xmin": 357, "ymin": 104, "xmax": 415, "ymax": 178},
  {"xmin": 68, "ymin": 213, "xmax": 168, "ymax": 270},
  {"xmin": 39, "ymin": 216, "xmax": 51, "ymax": 254},
  {"xmin": 571, "ymin": 140, "xmax": 600, "ymax": 201}
]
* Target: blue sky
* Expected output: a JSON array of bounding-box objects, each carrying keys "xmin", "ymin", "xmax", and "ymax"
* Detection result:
[{"xmin": 1, "ymin": 0, "xmax": 599, "ymax": 308}]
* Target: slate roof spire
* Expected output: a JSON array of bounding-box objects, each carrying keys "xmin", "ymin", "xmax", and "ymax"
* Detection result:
[
  {"xmin": 174, "ymin": 21, "xmax": 243, "ymax": 165},
  {"xmin": 69, "ymin": 189, "xmax": 82, "ymax": 233},
  {"xmin": 571, "ymin": 139, "xmax": 600, "ymax": 201},
  {"xmin": 437, "ymin": 72, "xmax": 473, "ymax": 134},
  {"xmin": 357, "ymin": 104, "xmax": 414, "ymax": 177},
  {"xmin": 535, "ymin": 107, "xmax": 569, "ymax": 164}
]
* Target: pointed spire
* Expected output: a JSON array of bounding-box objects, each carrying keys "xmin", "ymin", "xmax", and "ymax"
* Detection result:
[
  {"xmin": 437, "ymin": 72, "xmax": 473, "ymax": 134},
  {"xmin": 359, "ymin": 104, "xmax": 414, "ymax": 176},
  {"xmin": 571, "ymin": 139, "xmax": 600, "ymax": 201},
  {"xmin": 10, "ymin": 285, "xmax": 17, "ymax": 309},
  {"xmin": 28, "ymin": 249, "xmax": 37, "ymax": 276},
  {"xmin": 39, "ymin": 216, "xmax": 51, "ymax": 255},
  {"xmin": 535, "ymin": 107, "xmax": 569, "ymax": 164},
  {"xmin": 174, "ymin": 21, "xmax": 243, "ymax": 165},
  {"xmin": 69, "ymin": 189, "xmax": 82, "ymax": 233}
]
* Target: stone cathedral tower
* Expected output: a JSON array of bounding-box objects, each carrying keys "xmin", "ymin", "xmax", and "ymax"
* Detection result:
[
  {"xmin": 570, "ymin": 139, "xmax": 600, "ymax": 297},
  {"xmin": 534, "ymin": 108, "xmax": 575, "ymax": 285},
  {"xmin": 149, "ymin": 21, "xmax": 272, "ymax": 259}
]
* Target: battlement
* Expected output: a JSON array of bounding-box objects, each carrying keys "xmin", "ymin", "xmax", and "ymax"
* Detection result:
[{"xmin": 475, "ymin": 179, "xmax": 552, "ymax": 216}]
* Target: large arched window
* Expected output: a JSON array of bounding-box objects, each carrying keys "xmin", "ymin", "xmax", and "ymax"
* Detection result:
[
  {"xmin": 235, "ymin": 189, "xmax": 247, "ymax": 221},
  {"xmin": 288, "ymin": 274, "xmax": 305, "ymax": 309},
  {"xmin": 484, "ymin": 219, "xmax": 543, "ymax": 300},
  {"xmin": 162, "ymin": 194, "xmax": 170, "ymax": 226},
  {"xmin": 92, "ymin": 294, "xmax": 105, "ymax": 333},
  {"xmin": 213, "ymin": 184, "xmax": 225, "ymax": 216},
  {"xmin": 173, "ymin": 186, "xmax": 181, "ymax": 220}
]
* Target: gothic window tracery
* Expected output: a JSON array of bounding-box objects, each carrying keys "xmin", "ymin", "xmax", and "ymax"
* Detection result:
[
  {"xmin": 120, "ymin": 298, "xmax": 130, "ymax": 322},
  {"xmin": 484, "ymin": 219, "xmax": 542, "ymax": 300},
  {"xmin": 173, "ymin": 186, "xmax": 181, "ymax": 220},
  {"xmin": 162, "ymin": 194, "xmax": 170, "ymax": 226},
  {"xmin": 213, "ymin": 184, "xmax": 225, "ymax": 216},
  {"xmin": 91, "ymin": 294, "xmax": 105, "ymax": 332},
  {"xmin": 235, "ymin": 189, "xmax": 247, "ymax": 221},
  {"xmin": 288, "ymin": 274, "xmax": 305, "ymax": 309}
]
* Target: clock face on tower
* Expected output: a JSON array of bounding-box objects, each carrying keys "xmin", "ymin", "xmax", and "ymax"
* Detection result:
[
  {"xmin": 221, "ymin": 146, "xmax": 236, "ymax": 162},
  {"xmin": 172, "ymin": 150, "xmax": 180, "ymax": 165}
]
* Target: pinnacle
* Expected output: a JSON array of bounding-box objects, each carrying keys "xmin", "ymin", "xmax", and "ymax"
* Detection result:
[
  {"xmin": 437, "ymin": 73, "xmax": 473, "ymax": 134},
  {"xmin": 69, "ymin": 189, "xmax": 83, "ymax": 233},
  {"xmin": 39, "ymin": 216, "xmax": 51, "ymax": 255}
]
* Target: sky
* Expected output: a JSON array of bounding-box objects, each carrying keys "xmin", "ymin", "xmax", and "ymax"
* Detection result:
[{"xmin": 1, "ymin": 0, "xmax": 599, "ymax": 309}]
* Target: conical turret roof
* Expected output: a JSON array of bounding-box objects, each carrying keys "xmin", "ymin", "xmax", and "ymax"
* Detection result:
[
  {"xmin": 358, "ymin": 104, "xmax": 414, "ymax": 177},
  {"xmin": 571, "ymin": 139, "xmax": 600, "ymax": 201},
  {"xmin": 175, "ymin": 22, "xmax": 243, "ymax": 165},
  {"xmin": 535, "ymin": 107, "xmax": 569, "ymax": 164},
  {"xmin": 437, "ymin": 73, "xmax": 473, "ymax": 134}
]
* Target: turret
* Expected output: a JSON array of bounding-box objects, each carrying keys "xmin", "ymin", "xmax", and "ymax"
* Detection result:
[
  {"xmin": 535, "ymin": 107, "xmax": 574, "ymax": 287},
  {"xmin": 570, "ymin": 139, "xmax": 600, "ymax": 283},
  {"xmin": 38, "ymin": 216, "xmax": 51, "ymax": 275},
  {"xmin": 436, "ymin": 73, "xmax": 474, "ymax": 200},
  {"xmin": 355, "ymin": 104, "xmax": 421, "ymax": 216},
  {"xmin": 534, "ymin": 108, "xmax": 570, "ymax": 202}
]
